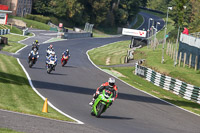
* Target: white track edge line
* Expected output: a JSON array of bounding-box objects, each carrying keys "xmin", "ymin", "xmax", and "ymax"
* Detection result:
[
  {"xmin": 0, "ymin": 108, "xmax": 78, "ymax": 124},
  {"xmin": 13, "ymin": 33, "xmax": 84, "ymax": 124},
  {"xmin": 17, "ymin": 58, "xmax": 84, "ymax": 124},
  {"xmin": 86, "ymin": 44, "xmax": 200, "ymax": 117}
]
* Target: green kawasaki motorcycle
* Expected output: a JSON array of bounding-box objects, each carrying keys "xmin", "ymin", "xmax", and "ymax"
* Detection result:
[{"xmin": 91, "ymin": 90, "xmax": 113, "ymax": 117}]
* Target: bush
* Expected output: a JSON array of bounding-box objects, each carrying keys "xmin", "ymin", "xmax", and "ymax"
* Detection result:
[{"xmin": 25, "ymin": 14, "xmax": 51, "ymax": 24}]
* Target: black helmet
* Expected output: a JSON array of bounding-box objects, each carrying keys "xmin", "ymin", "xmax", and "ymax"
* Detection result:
[{"xmin": 108, "ymin": 77, "xmax": 115, "ymax": 87}]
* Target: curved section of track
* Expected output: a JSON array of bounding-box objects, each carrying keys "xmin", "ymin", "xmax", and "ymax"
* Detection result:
[{"xmin": 17, "ymin": 13, "xmax": 200, "ymax": 133}]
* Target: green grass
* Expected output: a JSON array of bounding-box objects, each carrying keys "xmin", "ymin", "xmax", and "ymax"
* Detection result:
[
  {"xmin": 0, "ymin": 128, "xmax": 23, "ymax": 133},
  {"xmin": 0, "ymin": 54, "xmax": 74, "ymax": 122},
  {"xmin": 88, "ymin": 40, "xmax": 130, "ymax": 65},
  {"xmin": 1, "ymin": 34, "xmax": 26, "ymax": 42},
  {"xmin": 13, "ymin": 17, "xmax": 50, "ymax": 30},
  {"xmin": 92, "ymin": 29, "xmax": 113, "ymax": 38},
  {"xmin": 0, "ymin": 34, "xmax": 26, "ymax": 53}
]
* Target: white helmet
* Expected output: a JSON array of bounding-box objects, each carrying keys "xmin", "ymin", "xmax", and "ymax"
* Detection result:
[
  {"xmin": 108, "ymin": 77, "xmax": 115, "ymax": 87},
  {"xmin": 51, "ymin": 51, "xmax": 55, "ymax": 56}
]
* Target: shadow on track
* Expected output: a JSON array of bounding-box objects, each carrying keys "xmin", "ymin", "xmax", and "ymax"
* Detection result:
[
  {"xmin": 48, "ymin": 72, "xmax": 67, "ymax": 76},
  {"xmin": 32, "ymin": 80, "xmax": 171, "ymax": 106},
  {"xmin": 61, "ymin": 65, "xmax": 77, "ymax": 68},
  {"xmin": 100, "ymin": 115, "xmax": 133, "ymax": 120},
  {"xmin": 31, "ymin": 67, "xmax": 45, "ymax": 70}
]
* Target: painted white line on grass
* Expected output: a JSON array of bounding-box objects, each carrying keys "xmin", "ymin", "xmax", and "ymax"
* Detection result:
[
  {"xmin": 86, "ymin": 44, "xmax": 200, "ymax": 118},
  {"xmin": 17, "ymin": 58, "xmax": 84, "ymax": 124}
]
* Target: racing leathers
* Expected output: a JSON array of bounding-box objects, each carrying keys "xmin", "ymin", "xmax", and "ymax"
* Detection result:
[
  {"xmin": 28, "ymin": 50, "xmax": 39, "ymax": 63},
  {"xmin": 61, "ymin": 51, "xmax": 70, "ymax": 61},
  {"xmin": 90, "ymin": 82, "xmax": 118, "ymax": 106},
  {"xmin": 46, "ymin": 46, "xmax": 54, "ymax": 57},
  {"xmin": 32, "ymin": 42, "xmax": 39, "ymax": 51}
]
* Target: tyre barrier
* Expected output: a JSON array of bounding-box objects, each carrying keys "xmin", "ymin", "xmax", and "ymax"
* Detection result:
[
  {"xmin": 0, "ymin": 29, "xmax": 10, "ymax": 35},
  {"xmin": 135, "ymin": 63, "xmax": 200, "ymax": 104}
]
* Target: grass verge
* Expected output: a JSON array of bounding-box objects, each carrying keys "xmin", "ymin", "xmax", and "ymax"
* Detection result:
[
  {"xmin": 0, "ymin": 54, "xmax": 74, "ymax": 122},
  {"xmin": 88, "ymin": 40, "xmax": 130, "ymax": 65},
  {"xmin": 0, "ymin": 128, "xmax": 23, "ymax": 133},
  {"xmin": 0, "ymin": 34, "xmax": 26, "ymax": 53}
]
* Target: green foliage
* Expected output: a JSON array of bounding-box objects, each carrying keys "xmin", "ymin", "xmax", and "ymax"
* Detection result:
[
  {"xmin": 32, "ymin": 0, "xmax": 141, "ymax": 28},
  {"xmin": 25, "ymin": 14, "xmax": 51, "ymax": 24},
  {"xmin": 147, "ymin": 0, "xmax": 200, "ymax": 33}
]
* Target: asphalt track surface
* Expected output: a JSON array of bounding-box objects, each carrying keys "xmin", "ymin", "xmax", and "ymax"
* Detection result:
[{"xmin": 1, "ymin": 12, "xmax": 200, "ymax": 133}]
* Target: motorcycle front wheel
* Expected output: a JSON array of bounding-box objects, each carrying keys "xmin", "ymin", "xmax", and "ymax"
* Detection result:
[
  {"xmin": 96, "ymin": 103, "xmax": 105, "ymax": 118},
  {"xmin": 29, "ymin": 60, "xmax": 33, "ymax": 68}
]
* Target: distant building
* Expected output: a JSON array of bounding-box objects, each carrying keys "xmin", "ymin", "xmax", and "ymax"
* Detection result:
[{"xmin": 0, "ymin": 0, "xmax": 32, "ymax": 16}]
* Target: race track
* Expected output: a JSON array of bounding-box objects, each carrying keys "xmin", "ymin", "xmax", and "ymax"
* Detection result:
[{"xmin": 17, "ymin": 12, "xmax": 200, "ymax": 133}]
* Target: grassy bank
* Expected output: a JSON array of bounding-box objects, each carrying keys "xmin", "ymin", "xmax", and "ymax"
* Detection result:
[
  {"xmin": 0, "ymin": 54, "xmax": 74, "ymax": 122},
  {"xmin": 0, "ymin": 34, "xmax": 26, "ymax": 53},
  {"xmin": 88, "ymin": 40, "xmax": 130, "ymax": 65},
  {"xmin": 12, "ymin": 17, "xmax": 50, "ymax": 30},
  {"xmin": 88, "ymin": 41, "xmax": 200, "ymax": 115}
]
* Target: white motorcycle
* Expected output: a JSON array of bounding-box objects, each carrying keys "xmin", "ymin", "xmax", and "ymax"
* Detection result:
[{"xmin": 47, "ymin": 58, "xmax": 56, "ymax": 74}]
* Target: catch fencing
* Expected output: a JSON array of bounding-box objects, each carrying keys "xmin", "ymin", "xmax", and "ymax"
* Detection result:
[
  {"xmin": 135, "ymin": 63, "xmax": 200, "ymax": 104},
  {"xmin": 179, "ymin": 33, "xmax": 200, "ymax": 69}
]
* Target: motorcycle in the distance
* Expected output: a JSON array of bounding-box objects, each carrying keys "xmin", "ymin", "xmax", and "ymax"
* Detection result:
[
  {"xmin": 61, "ymin": 55, "xmax": 69, "ymax": 67},
  {"xmin": 91, "ymin": 90, "xmax": 113, "ymax": 117},
  {"xmin": 28, "ymin": 50, "xmax": 39, "ymax": 68},
  {"xmin": 46, "ymin": 49, "xmax": 54, "ymax": 57},
  {"xmin": 47, "ymin": 58, "xmax": 56, "ymax": 74}
]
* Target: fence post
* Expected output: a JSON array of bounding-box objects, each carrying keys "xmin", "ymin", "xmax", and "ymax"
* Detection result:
[
  {"xmin": 189, "ymin": 54, "xmax": 192, "ymax": 68},
  {"xmin": 171, "ymin": 45, "xmax": 174, "ymax": 58},
  {"xmin": 183, "ymin": 53, "xmax": 186, "ymax": 67},
  {"xmin": 179, "ymin": 52, "xmax": 182, "ymax": 67},
  {"xmin": 195, "ymin": 56, "xmax": 198, "ymax": 71},
  {"xmin": 166, "ymin": 42, "xmax": 169, "ymax": 55}
]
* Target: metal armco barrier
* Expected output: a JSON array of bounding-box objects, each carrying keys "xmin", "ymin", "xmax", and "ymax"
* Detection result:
[{"xmin": 135, "ymin": 63, "xmax": 200, "ymax": 104}]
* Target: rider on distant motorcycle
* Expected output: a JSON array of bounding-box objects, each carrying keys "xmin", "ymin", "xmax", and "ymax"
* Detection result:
[
  {"xmin": 28, "ymin": 48, "xmax": 39, "ymax": 63},
  {"xmin": 46, "ymin": 51, "xmax": 57, "ymax": 70},
  {"xmin": 89, "ymin": 77, "xmax": 118, "ymax": 106},
  {"xmin": 32, "ymin": 40, "xmax": 40, "ymax": 51},
  {"xmin": 61, "ymin": 49, "xmax": 70, "ymax": 61},
  {"xmin": 46, "ymin": 44, "xmax": 54, "ymax": 57}
]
